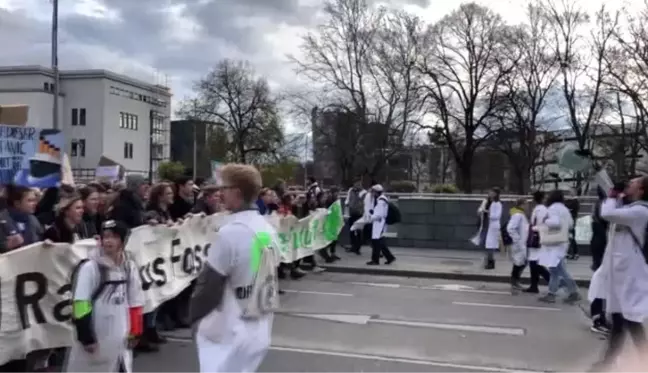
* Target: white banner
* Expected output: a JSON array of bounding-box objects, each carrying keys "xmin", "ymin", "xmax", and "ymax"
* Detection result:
[{"xmin": 0, "ymin": 202, "xmax": 344, "ymax": 364}]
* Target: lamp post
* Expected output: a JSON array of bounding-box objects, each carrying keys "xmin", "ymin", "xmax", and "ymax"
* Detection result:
[{"xmin": 51, "ymin": 0, "xmax": 60, "ymax": 130}]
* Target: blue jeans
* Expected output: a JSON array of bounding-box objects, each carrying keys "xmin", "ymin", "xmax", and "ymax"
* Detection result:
[{"xmin": 548, "ymin": 260, "xmax": 577, "ymax": 294}]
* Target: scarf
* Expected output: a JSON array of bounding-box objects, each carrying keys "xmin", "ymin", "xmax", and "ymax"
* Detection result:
[{"xmin": 510, "ymin": 207, "xmax": 524, "ymax": 216}]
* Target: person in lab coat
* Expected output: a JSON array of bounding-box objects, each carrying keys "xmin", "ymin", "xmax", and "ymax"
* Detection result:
[
  {"xmin": 190, "ymin": 164, "xmax": 280, "ymax": 373},
  {"xmin": 365, "ymin": 184, "xmax": 396, "ymax": 266},
  {"xmin": 64, "ymin": 220, "xmax": 144, "ymax": 373},
  {"xmin": 537, "ymin": 190, "xmax": 581, "ymax": 304},
  {"xmin": 477, "ymin": 187, "xmax": 502, "ymax": 270},
  {"xmin": 524, "ymin": 191, "xmax": 551, "ymax": 293},
  {"xmin": 506, "ymin": 198, "xmax": 529, "ymax": 294},
  {"xmin": 589, "ymin": 177, "xmax": 648, "ymax": 371}
]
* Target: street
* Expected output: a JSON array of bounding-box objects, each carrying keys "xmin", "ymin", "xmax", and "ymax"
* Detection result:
[{"xmin": 134, "ymin": 271, "xmax": 611, "ymax": 372}]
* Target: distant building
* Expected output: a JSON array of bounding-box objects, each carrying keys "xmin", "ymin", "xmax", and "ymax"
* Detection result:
[
  {"xmin": 0, "ymin": 65, "xmax": 172, "ymax": 181},
  {"xmin": 170, "ymin": 120, "xmax": 225, "ymax": 179}
]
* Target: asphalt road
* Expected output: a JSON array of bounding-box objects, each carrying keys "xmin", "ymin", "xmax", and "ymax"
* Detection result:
[{"xmin": 134, "ymin": 272, "xmax": 615, "ymax": 372}]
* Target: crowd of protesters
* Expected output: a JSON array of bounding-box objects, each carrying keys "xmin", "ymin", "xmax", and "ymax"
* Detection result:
[{"xmin": 0, "ymin": 172, "xmax": 357, "ymax": 371}]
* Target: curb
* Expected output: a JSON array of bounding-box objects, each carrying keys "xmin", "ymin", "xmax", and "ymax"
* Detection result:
[{"xmin": 320, "ymin": 265, "xmax": 592, "ymax": 287}]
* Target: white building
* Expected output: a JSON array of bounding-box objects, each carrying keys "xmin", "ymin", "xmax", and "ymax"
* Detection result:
[{"xmin": 0, "ymin": 65, "xmax": 172, "ymax": 180}]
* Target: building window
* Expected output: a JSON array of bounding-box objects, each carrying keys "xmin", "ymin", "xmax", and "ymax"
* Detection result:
[
  {"xmin": 119, "ymin": 112, "xmax": 138, "ymax": 130},
  {"xmin": 72, "ymin": 108, "xmax": 78, "ymax": 126},
  {"xmin": 79, "ymin": 108, "xmax": 86, "ymax": 126},
  {"xmin": 71, "ymin": 139, "xmax": 86, "ymax": 157},
  {"xmin": 44, "ymin": 82, "xmax": 49, "ymax": 91},
  {"xmin": 124, "ymin": 142, "xmax": 133, "ymax": 159}
]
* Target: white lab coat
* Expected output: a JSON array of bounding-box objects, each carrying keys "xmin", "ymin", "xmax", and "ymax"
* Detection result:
[
  {"xmin": 477, "ymin": 200, "xmax": 502, "ymax": 250},
  {"xmin": 538, "ymin": 202, "xmax": 573, "ymax": 268},
  {"xmin": 64, "ymin": 256, "xmax": 143, "ymax": 373},
  {"xmin": 587, "ymin": 199, "xmax": 648, "ymax": 323},
  {"xmin": 370, "ymin": 196, "xmax": 389, "ymax": 239},
  {"xmin": 528, "ymin": 204, "xmax": 548, "ymax": 261},
  {"xmin": 506, "ymin": 210, "xmax": 529, "ymax": 266}
]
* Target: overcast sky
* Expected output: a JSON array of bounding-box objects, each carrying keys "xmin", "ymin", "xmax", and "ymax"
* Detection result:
[{"xmin": 0, "ymin": 0, "xmax": 637, "ymax": 129}]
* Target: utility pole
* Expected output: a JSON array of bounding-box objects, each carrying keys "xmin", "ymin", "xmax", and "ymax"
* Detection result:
[
  {"xmin": 192, "ymin": 121, "xmax": 197, "ymax": 180},
  {"xmin": 51, "ymin": 0, "xmax": 60, "ymax": 130}
]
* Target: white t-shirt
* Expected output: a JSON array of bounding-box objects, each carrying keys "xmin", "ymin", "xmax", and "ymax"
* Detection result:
[{"xmin": 197, "ymin": 210, "xmax": 279, "ymax": 343}]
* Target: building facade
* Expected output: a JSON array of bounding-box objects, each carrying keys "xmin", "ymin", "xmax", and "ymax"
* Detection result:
[{"xmin": 0, "ymin": 65, "xmax": 172, "ymax": 181}]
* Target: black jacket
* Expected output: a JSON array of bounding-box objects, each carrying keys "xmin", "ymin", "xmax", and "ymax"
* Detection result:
[
  {"xmin": 44, "ymin": 217, "xmax": 77, "ymax": 244},
  {"xmin": 109, "ymin": 190, "xmax": 146, "ymax": 229},
  {"xmin": 590, "ymin": 200, "xmax": 608, "ymax": 271},
  {"xmin": 169, "ymin": 196, "xmax": 193, "ymax": 221},
  {"xmin": 77, "ymin": 213, "xmax": 101, "ymax": 239}
]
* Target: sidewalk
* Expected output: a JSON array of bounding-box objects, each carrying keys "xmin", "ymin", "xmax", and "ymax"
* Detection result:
[{"xmin": 320, "ymin": 247, "xmax": 594, "ymax": 287}]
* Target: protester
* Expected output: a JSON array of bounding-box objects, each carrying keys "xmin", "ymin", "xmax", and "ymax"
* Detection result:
[
  {"xmin": 170, "ymin": 176, "xmax": 194, "ymax": 221},
  {"xmin": 145, "ymin": 182, "xmax": 174, "ymax": 224},
  {"xmin": 345, "ymin": 179, "xmax": 365, "ymax": 255},
  {"xmin": 43, "ymin": 192, "xmax": 84, "ymax": 243},
  {"xmin": 565, "ymin": 194, "xmax": 580, "ymax": 260},
  {"xmin": 506, "ymin": 198, "xmax": 529, "ymax": 294},
  {"xmin": 323, "ymin": 187, "xmax": 341, "ymax": 261},
  {"xmin": 476, "ymin": 187, "xmax": 502, "ymax": 270},
  {"xmin": 77, "ymin": 186, "xmax": 102, "ymax": 239},
  {"xmin": 366, "ymin": 184, "xmax": 396, "ymax": 266},
  {"xmin": 64, "ymin": 220, "xmax": 144, "ymax": 373},
  {"xmin": 537, "ymin": 190, "xmax": 580, "ymax": 304},
  {"xmin": 110, "ymin": 175, "xmax": 151, "ymax": 229},
  {"xmin": 586, "ymin": 186, "xmax": 610, "ymax": 335},
  {"xmin": 3, "ymin": 184, "xmax": 43, "ymax": 248},
  {"xmin": 192, "ymin": 185, "xmax": 222, "ymax": 215},
  {"xmin": 589, "ymin": 176, "xmax": 648, "ymax": 371},
  {"xmin": 525, "ymin": 191, "xmax": 551, "ymax": 293},
  {"xmin": 190, "ymin": 163, "xmax": 279, "ymax": 372}
]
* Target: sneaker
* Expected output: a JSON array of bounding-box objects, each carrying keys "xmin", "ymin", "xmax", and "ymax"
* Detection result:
[
  {"xmin": 563, "ymin": 292, "xmax": 582, "ymax": 305},
  {"xmin": 538, "ymin": 293, "xmax": 556, "ymax": 303},
  {"xmin": 590, "ymin": 323, "xmax": 610, "ymax": 336},
  {"xmin": 523, "ymin": 287, "xmax": 539, "ymax": 294},
  {"xmin": 366, "ymin": 261, "xmax": 379, "ymax": 266},
  {"xmin": 385, "ymin": 257, "xmax": 396, "ymax": 265},
  {"xmin": 311, "ymin": 266, "xmax": 326, "ymax": 273},
  {"xmin": 332, "ymin": 255, "xmax": 341, "ymax": 261}
]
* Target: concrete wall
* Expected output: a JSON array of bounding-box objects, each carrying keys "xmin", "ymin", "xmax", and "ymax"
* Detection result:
[{"xmin": 337, "ymin": 195, "xmax": 594, "ymax": 253}]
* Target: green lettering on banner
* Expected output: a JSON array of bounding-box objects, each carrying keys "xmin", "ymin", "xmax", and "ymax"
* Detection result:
[
  {"xmin": 251, "ymin": 231, "xmax": 271, "ymax": 273},
  {"xmin": 323, "ymin": 201, "xmax": 344, "ymax": 241},
  {"xmin": 277, "ymin": 233, "xmax": 290, "ymax": 253}
]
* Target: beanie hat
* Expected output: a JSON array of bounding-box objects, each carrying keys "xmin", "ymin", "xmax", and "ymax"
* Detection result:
[
  {"xmin": 125, "ymin": 174, "xmax": 148, "ymax": 192},
  {"xmin": 101, "ymin": 220, "xmax": 130, "ymax": 244}
]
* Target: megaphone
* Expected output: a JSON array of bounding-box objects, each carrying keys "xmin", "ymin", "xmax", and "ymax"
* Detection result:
[{"xmin": 557, "ymin": 144, "xmax": 613, "ymax": 191}]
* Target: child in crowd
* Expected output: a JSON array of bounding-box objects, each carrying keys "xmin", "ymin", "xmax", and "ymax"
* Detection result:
[{"xmin": 65, "ymin": 220, "xmax": 144, "ymax": 372}]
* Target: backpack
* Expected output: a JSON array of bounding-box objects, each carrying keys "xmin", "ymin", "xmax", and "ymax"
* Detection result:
[
  {"xmin": 346, "ymin": 188, "xmax": 364, "ymax": 216},
  {"xmin": 70, "ymin": 259, "xmax": 109, "ymax": 302},
  {"xmin": 70, "ymin": 257, "xmax": 132, "ymax": 303},
  {"xmin": 378, "ymin": 197, "xmax": 401, "ymax": 225}
]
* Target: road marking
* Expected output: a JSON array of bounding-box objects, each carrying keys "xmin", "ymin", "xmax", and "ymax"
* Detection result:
[
  {"xmin": 370, "ymin": 319, "xmax": 526, "ymax": 336},
  {"xmin": 418, "ymin": 285, "xmax": 510, "ymax": 295},
  {"xmin": 269, "ymin": 346, "xmax": 539, "ymax": 372},
  {"xmin": 279, "ymin": 312, "xmax": 371, "ymax": 324},
  {"xmin": 282, "ymin": 289, "xmax": 353, "ymax": 297},
  {"xmin": 161, "ymin": 338, "xmax": 540, "ymax": 372},
  {"xmin": 453, "ymin": 301, "xmax": 561, "ymax": 311},
  {"xmin": 350, "ymin": 281, "xmax": 401, "ymax": 288}
]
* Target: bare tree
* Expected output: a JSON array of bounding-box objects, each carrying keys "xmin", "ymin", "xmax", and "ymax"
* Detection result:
[
  {"xmin": 417, "ymin": 3, "xmax": 515, "ymax": 193},
  {"xmin": 178, "ymin": 59, "xmax": 284, "ymax": 164},
  {"xmin": 541, "ymin": 1, "xmax": 618, "ymax": 191},
  {"xmin": 289, "ymin": 0, "xmax": 423, "ymax": 181},
  {"xmin": 488, "ymin": 3, "xmax": 559, "ymax": 194},
  {"xmin": 604, "ymin": 1, "xmax": 648, "ymax": 158}
]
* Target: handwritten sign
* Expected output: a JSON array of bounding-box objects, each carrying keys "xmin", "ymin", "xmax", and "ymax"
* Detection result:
[{"xmin": 0, "ymin": 125, "xmax": 64, "ymax": 188}]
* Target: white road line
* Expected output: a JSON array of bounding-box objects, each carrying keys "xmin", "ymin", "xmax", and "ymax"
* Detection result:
[
  {"xmin": 269, "ymin": 346, "xmax": 539, "ymax": 372},
  {"xmin": 350, "ymin": 281, "xmax": 401, "ymax": 288},
  {"xmin": 371, "ymin": 319, "xmax": 526, "ymax": 336},
  {"xmin": 161, "ymin": 338, "xmax": 540, "ymax": 372},
  {"xmin": 279, "ymin": 312, "xmax": 371, "ymax": 324},
  {"xmin": 417, "ymin": 286, "xmax": 510, "ymax": 295},
  {"xmin": 453, "ymin": 301, "xmax": 561, "ymax": 311},
  {"xmin": 282, "ymin": 289, "xmax": 353, "ymax": 297}
]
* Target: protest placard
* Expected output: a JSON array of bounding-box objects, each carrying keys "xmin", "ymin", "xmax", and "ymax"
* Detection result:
[{"xmin": 0, "ymin": 125, "xmax": 64, "ymax": 188}]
